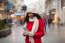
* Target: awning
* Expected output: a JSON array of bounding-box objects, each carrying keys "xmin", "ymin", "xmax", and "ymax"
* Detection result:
[{"xmin": 13, "ymin": 12, "xmax": 25, "ymax": 16}]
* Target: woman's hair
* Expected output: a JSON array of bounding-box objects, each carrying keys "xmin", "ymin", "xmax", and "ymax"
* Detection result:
[{"xmin": 24, "ymin": 12, "xmax": 41, "ymax": 22}]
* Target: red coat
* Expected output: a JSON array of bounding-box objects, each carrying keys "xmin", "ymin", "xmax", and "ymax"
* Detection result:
[{"xmin": 25, "ymin": 19, "xmax": 45, "ymax": 43}]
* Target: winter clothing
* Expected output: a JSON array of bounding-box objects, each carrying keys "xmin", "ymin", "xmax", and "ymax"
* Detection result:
[{"xmin": 23, "ymin": 17, "xmax": 44, "ymax": 43}]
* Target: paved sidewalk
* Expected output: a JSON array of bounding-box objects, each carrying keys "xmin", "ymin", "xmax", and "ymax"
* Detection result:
[{"xmin": 0, "ymin": 25, "xmax": 65, "ymax": 43}]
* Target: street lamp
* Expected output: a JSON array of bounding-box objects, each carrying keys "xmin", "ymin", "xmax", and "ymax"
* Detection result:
[
  {"xmin": 21, "ymin": 5, "xmax": 27, "ymax": 24},
  {"xmin": 21, "ymin": 5, "xmax": 27, "ymax": 16},
  {"xmin": 21, "ymin": 5, "xmax": 27, "ymax": 12}
]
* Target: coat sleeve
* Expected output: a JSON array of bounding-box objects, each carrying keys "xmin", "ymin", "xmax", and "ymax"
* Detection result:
[
  {"xmin": 23, "ymin": 22, "xmax": 27, "ymax": 31},
  {"xmin": 23, "ymin": 23, "xmax": 29, "ymax": 36},
  {"xmin": 34, "ymin": 19, "xmax": 45, "ymax": 37}
]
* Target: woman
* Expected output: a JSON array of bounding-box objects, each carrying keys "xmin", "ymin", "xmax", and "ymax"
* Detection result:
[
  {"xmin": 48, "ymin": 15, "xmax": 52, "ymax": 28},
  {"xmin": 43, "ymin": 15, "xmax": 47, "ymax": 33},
  {"xmin": 53, "ymin": 14, "xmax": 61, "ymax": 28},
  {"xmin": 23, "ymin": 12, "xmax": 45, "ymax": 43}
]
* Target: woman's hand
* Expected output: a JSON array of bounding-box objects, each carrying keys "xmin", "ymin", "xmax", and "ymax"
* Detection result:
[
  {"xmin": 23, "ymin": 31, "xmax": 34, "ymax": 37},
  {"xmin": 23, "ymin": 31, "xmax": 29, "ymax": 36},
  {"xmin": 28, "ymin": 32, "xmax": 34, "ymax": 37}
]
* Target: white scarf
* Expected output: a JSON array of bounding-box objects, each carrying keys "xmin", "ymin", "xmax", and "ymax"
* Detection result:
[{"xmin": 29, "ymin": 17, "xmax": 39, "ymax": 43}]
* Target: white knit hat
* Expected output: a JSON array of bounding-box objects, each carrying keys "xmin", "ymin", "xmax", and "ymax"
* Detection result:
[{"xmin": 26, "ymin": 8, "xmax": 38, "ymax": 13}]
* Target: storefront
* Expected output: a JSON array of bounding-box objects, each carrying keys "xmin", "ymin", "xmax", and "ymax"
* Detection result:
[
  {"xmin": 0, "ymin": 0, "xmax": 14, "ymax": 20},
  {"xmin": 11, "ymin": 12, "xmax": 25, "ymax": 24},
  {"xmin": 61, "ymin": 0, "xmax": 65, "ymax": 23}
]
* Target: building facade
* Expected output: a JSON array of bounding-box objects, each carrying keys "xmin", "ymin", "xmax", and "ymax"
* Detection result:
[
  {"xmin": 61, "ymin": 0, "xmax": 65, "ymax": 23},
  {"xmin": 0, "ymin": 0, "xmax": 8, "ymax": 19},
  {"xmin": 45, "ymin": 0, "xmax": 65, "ymax": 23},
  {"xmin": 12, "ymin": 0, "xmax": 24, "ymax": 12}
]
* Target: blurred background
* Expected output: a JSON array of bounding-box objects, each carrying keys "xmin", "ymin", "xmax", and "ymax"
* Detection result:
[{"xmin": 0, "ymin": 0, "xmax": 65, "ymax": 43}]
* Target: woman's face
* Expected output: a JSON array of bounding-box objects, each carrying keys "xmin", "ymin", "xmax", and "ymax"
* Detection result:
[{"xmin": 28, "ymin": 13, "xmax": 34, "ymax": 18}]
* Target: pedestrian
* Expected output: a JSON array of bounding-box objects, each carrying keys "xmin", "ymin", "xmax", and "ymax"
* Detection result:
[
  {"xmin": 48, "ymin": 14, "xmax": 52, "ymax": 28},
  {"xmin": 43, "ymin": 15, "xmax": 47, "ymax": 33},
  {"xmin": 53, "ymin": 14, "xmax": 61, "ymax": 28},
  {"xmin": 23, "ymin": 12, "xmax": 45, "ymax": 43}
]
